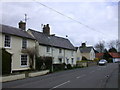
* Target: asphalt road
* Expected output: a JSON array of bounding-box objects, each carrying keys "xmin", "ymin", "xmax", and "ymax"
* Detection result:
[{"xmin": 2, "ymin": 63, "xmax": 119, "ymax": 89}]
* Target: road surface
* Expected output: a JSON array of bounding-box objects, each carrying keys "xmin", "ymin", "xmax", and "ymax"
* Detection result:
[{"xmin": 2, "ymin": 63, "xmax": 119, "ymax": 89}]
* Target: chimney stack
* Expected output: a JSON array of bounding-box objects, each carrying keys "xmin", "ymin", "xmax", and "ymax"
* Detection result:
[
  {"xmin": 19, "ymin": 21, "xmax": 26, "ymax": 31},
  {"xmin": 81, "ymin": 43, "xmax": 86, "ymax": 48},
  {"xmin": 43, "ymin": 24, "xmax": 50, "ymax": 35}
]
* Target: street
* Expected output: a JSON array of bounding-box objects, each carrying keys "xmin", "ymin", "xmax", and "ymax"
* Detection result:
[{"xmin": 2, "ymin": 63, "xmax": 119, "ymax": 89}]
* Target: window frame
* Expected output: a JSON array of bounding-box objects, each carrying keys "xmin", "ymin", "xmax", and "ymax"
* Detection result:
[
  {"xmin": 4, "ymin": 35, "xmax": 11, "ymax": 48},
  {"xmin": 21, "ymin": 54, "xmax": 28, "ymax": 67},
  {"xmin": 46, "ymin": 46, "xmax": 50, "ymax": 52},
  {"xmin": 22, "ymin": 38, "xmax": 27, "ymax": 49},
  {"xmin": 71, "ymin": 58, "xmax": 74, "ymax": 64},
  {"xmin": 59, "ymin": 48, "xmax": 62, "ymax": 53}
]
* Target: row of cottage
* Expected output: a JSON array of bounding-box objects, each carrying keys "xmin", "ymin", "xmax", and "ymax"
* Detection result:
[{"xmin": 0, "ymin": 21, "xmax": 96, "ymax": 73}]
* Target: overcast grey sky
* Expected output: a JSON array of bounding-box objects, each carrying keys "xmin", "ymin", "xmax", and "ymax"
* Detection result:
[{"xmin": 0, "ymin": 0, "xmax": 118, "ymax": 47}]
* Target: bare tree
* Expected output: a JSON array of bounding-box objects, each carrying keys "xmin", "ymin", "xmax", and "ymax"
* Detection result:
[
  {"xmin": 95, "ymin": 41, "xmax": 105, "ymax": 53},
  {"xmin": 21, "ymin": 47, "xmax": 36, "ymax": 70},
  {"xmin": 108, "ymin": 39, "xmax": 120, "ymax": 52}
]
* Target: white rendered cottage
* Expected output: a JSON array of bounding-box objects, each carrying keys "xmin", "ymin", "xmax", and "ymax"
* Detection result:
[
  {"xmin": 28, "ymin": 24, "xmax": 76, "ymax": 66},
  {"xmin": 0, "ymin": 21, "xmax": 35, "ymax": 73}
]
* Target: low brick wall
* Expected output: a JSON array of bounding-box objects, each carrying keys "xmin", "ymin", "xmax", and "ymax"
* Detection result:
[
  {"xmin": 77, "ymin": 61, "xmax": 97, "ymax": 67},
  {"xmin": 29, "ymin": 70, "xmax": 49, "ymax": 77},
  {"xmin": 2, "ymin": 70, "xmax": 50, "ymax": 82},
  {"xmin": 2, "ymin": 74, "xmax": 25, "ymax": 82},
  {"xmin": 77, "ymin": 62, "xmax": 88, "ymax": 67},
  {"xmin": 88, "ymin": 62, "xmax": 97, "ymax": 66}
]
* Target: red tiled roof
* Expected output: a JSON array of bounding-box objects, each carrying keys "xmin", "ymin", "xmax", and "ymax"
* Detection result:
[
  {"xmin": 96, "ymin": 53, "xmax": 104, "ymax": 58},
  {"xmin": 109, "ymin": 53, "xmax": 120, "ymax": 58},
  {"xmin": 96, "ymin": 52, "xmax": 120, "ymax": 58}
]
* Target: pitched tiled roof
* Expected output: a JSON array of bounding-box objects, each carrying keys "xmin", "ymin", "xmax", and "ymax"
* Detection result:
[
  {"xmin": 96, "ymin": 53, "xmax": 104, "ymax": 58},
  {"xmin": 109, "ymin": 53, "xmax": 120, "ymax": 58},
  {"xmin": 79, "ymin": 47, "xmax": 93, "ymax": 53},
  {"xmin": 0, "ymin": 24, "xmax": 35, "ymax": 40},
  {"xmin": 29, "ymin": 29, "xmax": 76, "ymax": 50}
]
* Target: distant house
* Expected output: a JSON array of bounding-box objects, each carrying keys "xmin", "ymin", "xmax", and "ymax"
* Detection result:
[
  {"xmin": 28, "ymin": 24, "xmax": 76, "ymax": 66},
  {"xmin": 76, "ymin": 47, "xmax": 82, "ymax": 61},
  {"xmin": 0, "ymin": 21, "xmax": 35, "ymax": 73},
  {"xmin": 95, "ymin": 53, "xmax": 104, "ymax": 59},
  {"xmin": 76, "ymin": 43, "xmax": 95, "ymax": 61},
  {"xmin": 109, "ymin": 53, "xmax": 120, "ymax": 62},
  {"xmin": 95, "ymin": 52, "xmax": 120, "ymax": 62}
]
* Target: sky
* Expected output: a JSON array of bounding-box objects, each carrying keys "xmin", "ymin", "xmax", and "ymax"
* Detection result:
[{"xmin": 0, "ymin": 0, "xmax": 118, "ymax": 47}]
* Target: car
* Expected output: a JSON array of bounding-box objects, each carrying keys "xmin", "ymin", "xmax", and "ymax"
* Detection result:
[{"xmin": 98, "ymin": 59, "xmax": 107, "ymax": 65}]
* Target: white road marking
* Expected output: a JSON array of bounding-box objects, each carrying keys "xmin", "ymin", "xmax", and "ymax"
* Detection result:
[
  {"xmin": 50, "ymin": 80, "xmax": 70, "ymax": 89},
  {"xmin": 76, "ymin": 74, "xmax": 86, "ymax": 79}
]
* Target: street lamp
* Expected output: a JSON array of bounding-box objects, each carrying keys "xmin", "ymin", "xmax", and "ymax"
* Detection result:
[{"xmin": 48, "ymin": 36, "xmax": 54, "ymax": 72}]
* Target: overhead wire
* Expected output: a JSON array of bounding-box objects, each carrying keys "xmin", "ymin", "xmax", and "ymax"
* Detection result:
[{"xmin": 33, "ymin": 0, "xmax": 117, "ymax": 38}]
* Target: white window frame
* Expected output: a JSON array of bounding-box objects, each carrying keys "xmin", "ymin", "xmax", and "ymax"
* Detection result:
[
  {"xmin": 46, "ymin": 46, "xmax": 50, "ymax": 52},
  {"xmin": 22, "ymin": 38, "xmax": 27, "ymax": 49},
  {"xmin": 71, "ymin": 51, "xmax": 74, "ymax": 56},
  {"xmin": 59, "ymin": 58, "xmax": 62, "ymax": 63},
  {"xmin": 71, "ymin": 58, "xmax": 74, "ymax": 64},
  {"xmin": 59, "ymin": 48, "xmax": 62, "ymax": 53},
  {"xmin": 4, "ymin": 35, "xmax": 11, "ymax": 48},
  {"xmin": 20, "ymin": 54, "xmax": 28, "ymax": 67}
]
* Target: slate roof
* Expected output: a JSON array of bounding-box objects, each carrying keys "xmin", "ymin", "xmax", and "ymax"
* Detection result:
[
  {"xmin": 0, "ymin": 24, "xmax": 35, "ymax": 40},
  {"xmin": 79, "ymin": 47, "xmax": 93, "ymax": 53},
  {"xmin": 28, "ymin": 29, "xmax": 76, "ymax": 50}
]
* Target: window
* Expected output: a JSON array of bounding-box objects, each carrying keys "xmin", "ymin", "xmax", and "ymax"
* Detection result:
[
  {"xmin": 59, "ymin": 58, "xmax": 62, "ymax": 63},
  {"xmin": 4, "ymin": 35, "xmax": 11, "ymax": 47},
  {"xmin": 59, "ymin": 49, "xmax": 62, "ymax": 53},
  {"xmin": 22, "ymin": 39, "xmax": 27, "ymax": 49},
  {"xmin": 67, "ymin": 59, "xmax": 69, "ymax": 64},
  {"xmin": 71, "ymin": 51, "xmax": 74, "ymax": 56},
  {"xmin": 21, "ymin": 55, "xmax": 28, "ymax": 66},
  {"xmin": 46, "ymin": 46, "xmax": 50, "ymax": 52},
  {"xmin": 71, "ymin": 58, "xmax": 74, "ymax": 64},
  {"xmin": 77, "ymin": 57, "xmax": 80, "ymax": 61}
]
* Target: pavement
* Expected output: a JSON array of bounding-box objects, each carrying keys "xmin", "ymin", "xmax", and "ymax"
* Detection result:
[{"xmin": 2, "ymin": 63, "xmax": 119, "ymax": 89}]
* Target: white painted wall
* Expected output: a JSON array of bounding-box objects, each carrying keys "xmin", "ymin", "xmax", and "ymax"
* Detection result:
[
  {"xmin": 76, "ymin": 48, "xmax": 82, "ymax": 61},
  {"xmin": 76, "ymin": 48, "xmax": 95, "ymax": 60},
  {"xmin": 1, "ymin": 34, "xmax": 35, "ymax": 72},
  {"xmin": 37, "ymin": 44, "xmax": 76, "ymax": 65},
  {"xmin": 90, "ymin": 49, "xmax": 95, "ymax": 60}
]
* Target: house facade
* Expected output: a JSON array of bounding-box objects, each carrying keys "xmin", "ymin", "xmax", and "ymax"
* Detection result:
[
  {"xmin": 109, "ymin": 53, "xmax": 120, "ymax": 62},
  {"xmin": 76, "ymin": 43, "xmax": 95, "ymax": 61},
  {"xmin": 0, "ymin": 21, "xmax": 35, "ymax": 72},
  {"xmin": 28, "ymin": 24, "xmax": 76, "ymax": 66},
  {"xmin": 76, "ymin": 47, "xmax": 82, "ymax": 61}
]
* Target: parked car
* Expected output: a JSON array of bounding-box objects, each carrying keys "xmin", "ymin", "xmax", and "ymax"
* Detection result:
[{"xmin": 98, "ymin": 59, "xmax": 107, "ymax": 65}]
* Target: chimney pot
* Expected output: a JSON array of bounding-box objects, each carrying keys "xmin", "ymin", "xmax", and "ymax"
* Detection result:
[
  {"xmin": 19, "ymin": 21, "xmax": 26, "ymax": 31},
  {"xmin": 43, "ymin": 24, "xmax": 50, "ymax": 35}
]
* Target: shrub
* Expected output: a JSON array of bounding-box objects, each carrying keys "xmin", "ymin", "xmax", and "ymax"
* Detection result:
[
  {"xmin": 66, "ymin": 64, "xmax": 72, "ymax": 69},
  {"xmin": 35, "ymin": 56, "xmax": 52, "ymax": 71}
]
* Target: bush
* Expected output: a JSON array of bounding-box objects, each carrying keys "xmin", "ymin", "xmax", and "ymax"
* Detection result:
[
  {"xmin": 66, "ymin": 64, "xmax": 72, "ymax": 69},
  {"xmin": 53, "ymin": 63, "xmax": 66, "ymax": 72},
  {"xmin": 35, "ymin": 56, "xmax": 52, "ymax": 71}
]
